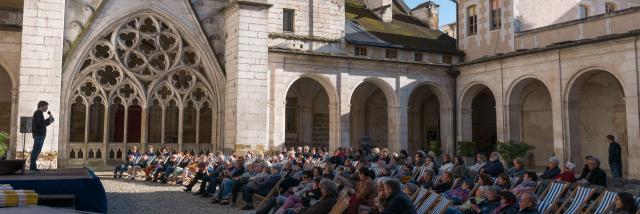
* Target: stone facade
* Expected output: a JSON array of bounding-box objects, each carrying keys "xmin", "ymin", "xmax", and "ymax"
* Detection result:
[{"xmin": 2, "ymin": 0, "xmax": 640, "ymax": 179}]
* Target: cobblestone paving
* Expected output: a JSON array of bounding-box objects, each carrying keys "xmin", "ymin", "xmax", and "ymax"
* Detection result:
[{"xmin": 96, "ymin": 172, "xmax": 251, "ymax": 214}]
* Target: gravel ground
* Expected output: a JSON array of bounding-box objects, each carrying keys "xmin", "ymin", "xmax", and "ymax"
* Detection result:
[{"xmin": 96, "ymin": 172, "xmax": 252, "ymax": 214}]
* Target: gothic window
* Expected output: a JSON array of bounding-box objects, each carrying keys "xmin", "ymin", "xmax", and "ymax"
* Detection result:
[
  {"xmin": 283, "ymin": 9, "xmax": 295, "ymax": 32},
  {"xmin": 67, "ymin": 12, "xmax": 218, "ymax": 151},
  {"xmin": 490, "ymin": 0, "xmax": 501, "ymax": 29},
  {"xmin": 88, "ymin": 97, "xmax": 105, "ymax": 143},
  {"xmin": 467, "ymin": 5, "xmax": 477, "ymax": 35},
  {"xmin": 183, "ymin": 101, "xmax": 197, "ymax": 144},
  {"xmin": 199, "ymin": 102, "xmax": 213, "ymax": 144},
  {"xmin": 70, "ymin": 97, "xmax": 86, "ymax": 142}
]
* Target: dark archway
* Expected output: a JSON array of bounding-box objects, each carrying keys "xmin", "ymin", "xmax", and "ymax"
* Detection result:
[{"xmin": 284, "ymin": 78, "xmax": 330, "ymax": 149}]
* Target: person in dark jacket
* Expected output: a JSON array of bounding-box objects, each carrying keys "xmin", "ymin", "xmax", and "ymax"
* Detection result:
[
  {"xmin": 380, "ymin": 179, "xmax": 416, "ymax": 214},
  {"xmin": 517, "ymin": 192, "xmax": 539, "ymax": 214},
  {"xmin": 539, "ymin": 157, "xmax": 561, "ymax": 179},
  {"xmin": 468, "ymin": 186, "xmax": 501, "ymax": 214},
  {"xmin": 577, "ymin": 155, "xmax": 593, "ymax": 180},
  {"xmin": 297, "ymin": 179, "xmax": 338, "ymax": 214},
  {"xmin": 241, "ymin": 166, "xmax": 282, "ymax": 210},
  {"xmin": 506, "ymin": 158, "xmax": 526, "ymax": 178},
  {"xmin": 481, "ymin": 152, "xmax": 504, "ymax": 177},
  {"xmin": 607, "ymin": 135, "xmax": 623, "ymax": 178},
  {"xmin": 581, "ymin": 157, "xmax": 607, "ymax": 187},
  {"xmin": 433, "ymin": 172, "xmax": 453, "ymax": 193},
  {"xmin": 494, "ymin": 191, "xmax": 518, "ymax": 214},
  {"xmin": 30, "ymin": 101, "xmax": 54, "ymax": 172}
]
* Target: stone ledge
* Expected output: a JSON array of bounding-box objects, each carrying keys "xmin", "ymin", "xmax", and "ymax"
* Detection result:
[{"xmin": 268, "ymin": 33, "xmax": 341, "ymax": 43}]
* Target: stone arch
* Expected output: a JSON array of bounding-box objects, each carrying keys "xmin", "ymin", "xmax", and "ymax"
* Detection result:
[
  {"xmin": 284, "ymin": 77, "xmax": 332, "ymax": 149},
  {"xmin": 350, "ymin": 78, "xmax": 398, "ymax": 151},
  {"xmin": 407, "ymin": 81, "xmax": 453, "ymax": 153},
  {"xmin": 60, "ymin": 10, "xmax": 225, "ymax": 166},
  {"xmin": 506, "ymin": 77, "xmax": 553, "ymax": 167},
  {"xmin": 459, "ymin": 82, "xmax": 498, "ymax": 155},
  {"xmin": 565, "ymin": 69, "xmax": 627, "ymax": 174},
  {"xmin": 0, "ymin": 65, "xmax": 14, "ymax": 136}
]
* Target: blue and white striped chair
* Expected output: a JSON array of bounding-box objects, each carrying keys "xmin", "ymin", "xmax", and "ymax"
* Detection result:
[
  {"xmin": 634, "ymin": 196, "xmax": 640, "ymax": 212},
  {"xmin": 412, "ymin": 187, "xmax": 429, "ymax": 207},
  {"xmin": 430, "ymin": 197, "xmax": 451, "ymax": 214},
  {"xmin": 586, "ymin": 191, "xmax": 617, "ymax": 214},
  {"xmin": 555, "ymin": 186, "xmax": 594, "ymax": 214},
  {"xmin": 416, "ymin": 192, "xmax": 439, "ymax": 214},
  {"xmin": 537, "ymin": 182, "xmax": 569, "ymax": 214},
  {"xmin": 509, "ymin": 177, "xmax": 521, "ymax": 189}
]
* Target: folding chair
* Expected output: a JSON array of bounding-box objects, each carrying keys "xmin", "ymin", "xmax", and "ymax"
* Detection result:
[
  {"xmin": 412, "ymin": 187, "xmax": 429, "ymax": 207},
  {"xmin": 584, "ymin": 191, "xmax": 616, "ymax": 214},
  {"xmin": 253, "ymin": 171, "xmax": 290, "ymax": 208},
  {"xmin": 509, "ymin": 177, "xmax": 521, "ymax": 189},
  {"xmin": 537, "ymin": 182, "xmax": 570, "ymax": 214},
  {"xmin": 430, "ymin": 197, "xmax": 451, "ymax": 214},
  {"xmin": 554, "ymin": 186, "xmax": 594, "ymax": 214},
  {"xmin": 416, "ymin": 192, "xmax": 439, "ymax": 214},
  {"xmin": 329, "ymin": 189, "xmax": 350, "ymax": 214},
  {"xmin": 450, "ymin": 178, "xmax": 461, "ymax": 190},
  {"xmin": 635, "ymin": 197, "xmax": 640, "ymax": 213}
]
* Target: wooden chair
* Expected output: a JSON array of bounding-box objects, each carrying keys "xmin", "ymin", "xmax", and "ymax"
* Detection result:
[
  {"xmin": 554, "ymin": 186, "xmax": 594, "ymax": 214},
  {"xmin": 584, "ymin": 191, "xmax": 616, "ymax": 214},
  {"xmin": 253, "ymin": 171, "xmax": 290, "ymax": 208},
  {"xmin": 416, "ymin": 192, "xmax": 439, "ymax": 214},
  {"xmin": 430, "ymin": 197, "xmax": 452, "ymax": 214},
  {"xmin": 537, "ymin": 182, "xmax": 570, "ymax": 214},
  {"xmin": 329, "ymin": 189, "xmax": 350, "ymax": 214},
  {"xmin": 412, "ymin": 187, "xmax": 429, "ymax": 207}
]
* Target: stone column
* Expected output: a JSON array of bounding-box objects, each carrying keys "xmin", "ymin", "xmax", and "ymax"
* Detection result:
[
  {"xmin": 17, "ymin": 0, "xmax": 65, "ymax": 164},
  {"xmin": 223, "ymin": 0, "xmax": 272, "ymax": 153},
  {"xmin": 328, "ymin": 103, "xmax": 340, "ymax": 152},
  {"xmin": 388, "ymin": 105, "xmax": 400, "ymax": 153},
  {"xmin": 8, "ymin": 89, "xmax": 18, "ymax": 159},
  {"xmin": 300, "ymin": 106, "xmax": 313, "ymax": 144}
]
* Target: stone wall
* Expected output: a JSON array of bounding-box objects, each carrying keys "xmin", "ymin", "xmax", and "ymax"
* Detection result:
[{"xmin": 17, "ymin": 0, "xmax": 65, "ymax": 157}]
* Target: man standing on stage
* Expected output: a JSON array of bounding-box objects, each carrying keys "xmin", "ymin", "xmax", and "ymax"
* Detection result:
[{"xmin": 31, "ymin": 101, "xmax": 54, "ymax": 172}]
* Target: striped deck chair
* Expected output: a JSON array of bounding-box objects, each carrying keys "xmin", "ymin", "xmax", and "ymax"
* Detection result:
[
  {"xmin": 635, "ymin": 197, "xmax": 640, "ymax": 213},
  {"xmin": 585, "ymin": 191, "xmax": 616, "ymax": 214},
  {"xmin": 490, "ymin": 177, "xmax": 498, "ymax": 185},
  {"xmin": 509, "ymin": 177, "xmax": 521, "ymax": 189},
  {"xmin": 537, "ymin": 182, "xmax": 570, "ymax": 214},
  {"xmin": 433, "ymin": 174, "xmax": 442, "ymax": 183},
  {"xmin": 416, "ymin": 192, "xmax": 439, "ymax": 214},
  {"xmin": 329, "ymin": 189, "xmax": 350, "ymax": 214},
  {"xmin": 554, "ymin": 186, "xmax": 594, "ymax": 214},
  {"xmin": 412, "ymin": 187, "xmax": 430, "ymax": 207},
  {"xmin": 430, "ymin": 197, "xmax": 451, "ymax": 214}
]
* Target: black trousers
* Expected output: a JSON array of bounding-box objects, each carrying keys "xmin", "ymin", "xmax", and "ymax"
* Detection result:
[{"xmin": 186, "ymin": 171, "xmax": 205, "ymax": 190}]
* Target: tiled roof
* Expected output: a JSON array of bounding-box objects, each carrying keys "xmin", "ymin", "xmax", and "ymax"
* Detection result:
[{"xmin": 345, "ymin": 0, "xmax": 462, "ymax": 55}]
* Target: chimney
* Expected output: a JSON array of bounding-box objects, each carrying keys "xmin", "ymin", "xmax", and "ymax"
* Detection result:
[
  {"xmin": 363, "ymin": 0, "xmax": 393, "ymax": 22},
  {"xmin": 412, "ymin": 1, "xmax": 439, "ymax": 29}
]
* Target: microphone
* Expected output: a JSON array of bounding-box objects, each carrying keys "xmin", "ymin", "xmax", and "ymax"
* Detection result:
[{"xmin": 47, "ymin": 111, "xmax": 51, "ymax": 115}]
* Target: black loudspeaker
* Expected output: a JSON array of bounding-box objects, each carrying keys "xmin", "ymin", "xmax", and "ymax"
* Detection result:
[{"xmin": 20, "ymin": 116, "xmax": 32, "ymax": 133}]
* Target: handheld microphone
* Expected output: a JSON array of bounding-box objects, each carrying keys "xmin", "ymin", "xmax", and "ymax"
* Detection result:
[{"xmin": 48, "ymin": 111, "xmax": 51, "ymax": 115}]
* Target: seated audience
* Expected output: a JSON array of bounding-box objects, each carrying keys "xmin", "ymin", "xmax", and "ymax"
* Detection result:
[
  {"xmin": 439, "ymin": 154, "xmax": 454, "ymax": 173},
  {"xmin": 469, "ymin": 154, "xmax": 488, "ymax": 177},
  {"xmin": 433, "ymin": 172, "xmax": 454, "ymax": 193},
  {"xmin": 511, "ymin": 171, "xmax": 538, "ymax": 197},
  {"xmin": 555, "ymin": 161, "xmax": 576, "ymax": 183},
  {"xmin": 495, "ymin": 174, "xmax": 511, "ymax": 190},
  {"xmin": 452, "ymin": 156, "xmax": 468, "ymax": 178},
  {"xmin": 378, "ymin": 179, "xmax": 416, "ymax": 214},
  {"xmin": 517, "ymin": 192, "xmax": 538, "ymax": 214},
  {"xmin": 540, "ymin": 157, "xmax": 561, "ymax": 179},
  {"xmin": 346, "ymin": 167, "xmax": 377, "ymax": 214},
  {"xmin": 443, "ymin": 180, "xmax": 472, "ymax": 205},
  {"xmin": 611, "ymin": 192, "xmax": 637, "ymax": 214},
  {"xmin": 481, "ymin": 152, "xmax": 505, "ymax": 177},
  {"xmin": 578, "ymin": 157, "xmax": 607, "ymax": 187},
  {"xmin": 506, "ymin": 158, "xmax": 526, "ymax": 178},
  {"xmin": 493, "ymin": 191, "xmax": 517, "ymax": 214}
]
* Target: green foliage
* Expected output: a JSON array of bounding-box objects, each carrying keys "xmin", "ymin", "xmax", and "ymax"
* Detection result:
[
  {"xmin": 457, "ymin": 141, "xmax": 476, "ymax": 157},
  {"xmin": 0, "ymin": 132, "xmax": 8, "ymax": 158},
  {"xmin": 497, "ymin": 141, "xmax": 535, "ymax": 167},
  {"xmin": 430, "ymin": 141, "xmax": 441, "ymax": 156}
]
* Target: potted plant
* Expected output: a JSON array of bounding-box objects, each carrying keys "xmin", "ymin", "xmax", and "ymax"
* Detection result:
[
  {"xmin": 457, "ymin": 141, "xmax": 476, "ymax": 167},
  {"xmin": 497, "ymin": 141, "xmax": 535, "ymax": 168},
  {"xmin": 0, "ymin": 132, "xmax": 8, "ymax": 160},
  {"xmin": 429, "ymin": 140, "xmax": 442, "ymax": 165}
]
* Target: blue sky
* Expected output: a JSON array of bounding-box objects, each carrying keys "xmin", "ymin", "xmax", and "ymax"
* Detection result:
[{"xmin": 404, "ymin": 0, "xmax": 457, "ymax": 26}]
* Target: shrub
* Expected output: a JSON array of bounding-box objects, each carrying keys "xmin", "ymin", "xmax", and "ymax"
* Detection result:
[
  {"xmin": 497, "ymin": 141, "xmax": 535, "ymax": 167},
  {"xmin": 457, "ymin": 141, "xmax": 475, "ymax": 157},
  {"xmin": 430, "ymin": 141, "xmax": 441, "ymax": 156},
  {"xmin": 0, "ymin": 132, "xmax": 8, "ymax": 159}
]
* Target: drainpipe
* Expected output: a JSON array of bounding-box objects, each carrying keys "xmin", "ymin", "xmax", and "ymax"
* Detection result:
[
  {"xmin": 448, "ymin": 67, "xmax": 460, "ymax": 155},
  {"xmin": 634, "ymin": 35, "xmax": 639, "ymax": 169}
]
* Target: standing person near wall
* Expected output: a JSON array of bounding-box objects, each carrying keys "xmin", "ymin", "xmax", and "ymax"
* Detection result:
[
  {"xmin": 607, "ymin": 135, "xmax": 622, "ymax": 178},
  {"xmin": 30, "ymin": 101, "xmax": 54, "ymax": 172}
]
